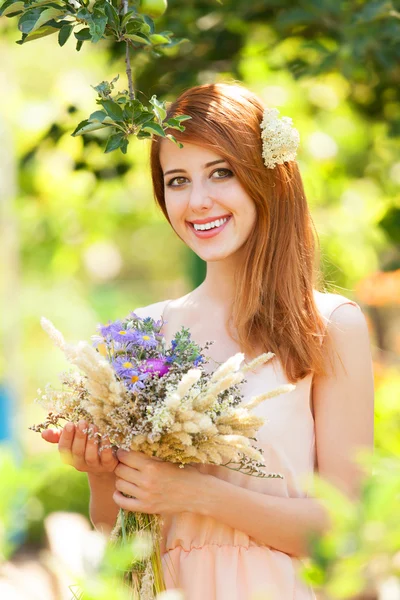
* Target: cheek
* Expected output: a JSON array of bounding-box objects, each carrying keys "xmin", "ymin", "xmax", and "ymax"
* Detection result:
[{"xmin": 164, "ymin": 193, "xmax": 185, "ymax": 223}]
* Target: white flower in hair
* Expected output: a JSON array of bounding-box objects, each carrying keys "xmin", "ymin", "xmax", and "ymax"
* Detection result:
[{"xmin": 260, "ymin": 107, "xmax": 300, "ymax": 169}]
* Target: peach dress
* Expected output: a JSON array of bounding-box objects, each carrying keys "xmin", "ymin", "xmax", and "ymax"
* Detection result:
[{"xmin": 134, "ymin": 290, "xmax": 361, "ymax": 600}]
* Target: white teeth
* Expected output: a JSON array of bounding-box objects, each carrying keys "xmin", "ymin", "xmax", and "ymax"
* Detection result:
[{"xmin": 193, "ymin": 217, "xmax": 229, "ymax": 231}]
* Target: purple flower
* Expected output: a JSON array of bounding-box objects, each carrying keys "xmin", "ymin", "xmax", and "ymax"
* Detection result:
[
  {"xmin": 126, "ymin": 371, "xmax": 149, "ymax": 392},
  {"xmin": 193, "ymin": 355, "xmax": 204, "ymax": 366},
  {"xmin": 111, "ymin": 328, "xmax": 140, "ymax": 344},
  {"xmin": 97, "ymin": 320, "xmax": 123, "ymax": 339},
  {"xmin": 112, "ymin": 357, "xmax": 149, "ymax": 391},
  {"xmin": 140, "ymin": 358, "xmax": 170, "ymax": 377},
  {"xmin": 112, "ymin": 356, "xmax": 138, "ymax": 378},
  {"xmin": 134, "ymin": 331, "xmax": 158, "ymax": 349}
]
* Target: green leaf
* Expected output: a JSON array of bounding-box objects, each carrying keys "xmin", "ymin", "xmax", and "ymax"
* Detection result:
[
  {"xmin": 136, "ymin": 130, "xmax": 152, "ymax": 139},
  {"xmin": 76, "ymin": 6, "xmax": 91, "ymax": 20},
  {"xmin": 124, "ymin": 32, "xmax": 151, "ymax": 44},
  {"xmin": 24, "ymin": 6, "xmax": 64, "ymax": 33},
  {"xmin": 58, "ymin": 22, "xmax": 73, "ymax": 46},
  {"xmin": 100, "ymin": 99, "xmax": 124, "ymax": 121},
  {"xmin": 121, "ymin": 10, "xmax": 139, "ymax": 28},
  {"xmin": 140, "ymin": 21, "xmax": 151, "ymax": 34},
  {"xmin": 141, "ymin": 122, "xmax": 166, "ymax": 137},
  {"xmin": 72, "ymin": 119, "xmax": 109, "ymax": 136},
  {"xmin": 92, "ymin": 77, "xmax": 118, "ymax": 97},
  {"xmin": 17, "ymin": 24, "xmax": 58, "ymax": 42},
  {"xmin": 120, "ymin": 138, "xmax": 128, "ymax": 154},
  {"xmin": 76, "ymin": 5, "xmax": 107, "ymax": 42},
  {"xmin": 172, "ymin": 115, "xmax": 192, "ymax": 123},
  {"xmin": 104, "ymin": 132, "xmax": 126, "ymax": 153},
  {"xmin": 74, "ymin": 27, "xmax": 91, "ymax": 40},
  {"xmin": 142, "ymin": 14, "xmax": 154, "ymax": 33},
  {"xmin": 27, "ymin": 0, "xmax": 64, "ymax": 8},
  {"xmin": 18, "ymin": 7, "xmax": 43, "ymax": 33},
  {"xmin": 149, "ymin": 95, "xmax": 167, "ymax": 121},
  {"xmin": 149, "ymin": 33, "xmax": 169, "ymax": 45},
  {"xmin": 89, "ymin": 8, "xmax": 107, "ymax": 42},
  {"xmin": 0, "ymin": 0, "xmax": 24, "ymax": 17},
  {"xmin": 103, "ymin": 1, "xmax": 119, "ymax": 30},
  {"xmin": 166, "ymin": 133, "xmax": 183, "ymax": 148},
  {"xmin": 76, "ymin": 39, "xmax": 84, "ymax": 51},
  {"xmin": 166, "ymin": 133, "xmax": 178, "ymax": 144},
  {"xmin": 88, "ymin": 110, "xmax": 108, "ymax": 122},
  {"xmin": 133, "ymin": 111, "xmax": 154, "ymax": 126}
]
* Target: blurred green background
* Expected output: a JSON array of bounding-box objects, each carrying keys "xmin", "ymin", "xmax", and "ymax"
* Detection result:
[{"xmin": 0, "ymin": 0, "xmax": 399, "ymax": 597}]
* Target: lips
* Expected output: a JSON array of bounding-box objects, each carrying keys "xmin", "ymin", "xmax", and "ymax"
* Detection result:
[
  {"xmin": 188, "ymin": 214, "xmax": 232, "ymax": 225},
  {"xmin": 187, "ymin": 215, "xmax": 232, "ymax": 238}
]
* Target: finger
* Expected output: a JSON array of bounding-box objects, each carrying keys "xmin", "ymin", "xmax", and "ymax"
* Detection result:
[
  {"xmin": 116, "ymin": 449, "xmax": 148, "ymax": 469},
  {"xmin": 99, "ymin": 438, "xmax": 118, "ymax": 472},
  {"xmin": 84, "ymin": 425, "xmax": 101, "ymax": 469},
  {"xmin": 113, "ymin": 490, "xmax": 141, "ymax": 512},
  {"xmin": 58, "ymin": 423, "xmax": 75, "ymax": 465},
  {"xmin": 41, "ymin": 429, "xmax": 62, "ymax": 444},
  {"xmin": 115, "ymin": 477, "xmax": 141, "ymax": 499},
  {"xmin": 114, "ymin": 463, "xmax": 141, "ymax": 484},
  {"xmin": 71, "ymin": 420, "xmax": 88, "ymax": 460}
]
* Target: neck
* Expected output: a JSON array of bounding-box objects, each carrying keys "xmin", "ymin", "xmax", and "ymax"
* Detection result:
[{"xmin": 196, "ymin": 258, "xmax": 238, "ymax": 308}]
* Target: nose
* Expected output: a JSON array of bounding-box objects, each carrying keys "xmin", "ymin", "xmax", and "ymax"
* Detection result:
[{"xmin": 189, "ymin": 179, "xmax": 214, "ymax": 212}]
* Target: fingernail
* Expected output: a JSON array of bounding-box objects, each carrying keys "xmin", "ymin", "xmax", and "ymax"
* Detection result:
[
  {"xmin": 65, "ymin": 423, "xmax": 74, "ymax": 433},
  {"xmin": 78, "ymin": 420, "xmax": 87, "ymax": 431}
]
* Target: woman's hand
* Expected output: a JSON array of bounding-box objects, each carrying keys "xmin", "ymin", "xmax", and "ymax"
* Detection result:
[
  {"xmin": 41, "ymin": 420, "xmax": 118, "ymax": 477},
  {"xmin": 113, "ymin": 449, "xmax": 207, "ymax": 515}
]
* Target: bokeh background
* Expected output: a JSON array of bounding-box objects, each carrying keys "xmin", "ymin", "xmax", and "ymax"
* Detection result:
[{"xmin": 0, "ymin": 1, "xmax": 399, "ymax": 598}]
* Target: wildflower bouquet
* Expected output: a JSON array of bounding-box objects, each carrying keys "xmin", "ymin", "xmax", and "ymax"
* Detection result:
[{"xmin": 31, "ymin": 309, "xmax": 295, "ymax": 599}]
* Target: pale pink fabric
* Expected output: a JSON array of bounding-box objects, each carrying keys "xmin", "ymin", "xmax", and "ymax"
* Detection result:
[{"xmin": 134, "ymin": 291, "xmax": 361, "ymax": 600}]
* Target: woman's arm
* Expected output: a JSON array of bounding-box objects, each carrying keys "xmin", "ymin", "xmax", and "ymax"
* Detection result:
[
  {"xmin": 42, "ymin": 420, "xmax": 120, "ymax": 533},
  {"xmin": 114, "ymin": 302, "xmax": 375, "ymax": 558},
  {"xmin": 87, "ymin": 472, "xmax": 119, "ymax": 534}
]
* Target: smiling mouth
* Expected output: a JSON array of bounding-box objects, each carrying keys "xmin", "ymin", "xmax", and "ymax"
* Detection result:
[
  {"xmin": 188, "ymin": 215, "xmax": 232, "ymax": 231},
  {"xmin": 187, "ymin": 215, "xmax": 232, "ymax": 237}
]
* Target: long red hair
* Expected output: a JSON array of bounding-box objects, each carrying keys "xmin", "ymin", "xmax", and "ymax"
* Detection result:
[{"xmin": 150, "ymin": 82, "xmax": 332, "ymax": 383}]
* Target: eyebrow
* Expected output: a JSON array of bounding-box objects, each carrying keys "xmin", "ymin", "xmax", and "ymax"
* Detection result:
[{"xmin": 163, "ymin": 159, "xmax": 227, "ymax": 177}]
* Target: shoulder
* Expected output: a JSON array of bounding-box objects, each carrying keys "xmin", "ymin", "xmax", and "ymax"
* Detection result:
[
  {"xmin": 313, "ymin": 289, "xmax": 365, "ymax": 330},
  {"xmin": 132, "ymin": 292, "xmax": 193, "ymax": 319},
  {"xmin": 132, "ymin": 298, "xmax": 173, "ymax": 321},
  {"xmin": 313, "ymin": 291, "xmax": 371, "ymax": 377}
]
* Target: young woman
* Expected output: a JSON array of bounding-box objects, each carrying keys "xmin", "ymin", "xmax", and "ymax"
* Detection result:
[{"xmin": 42, "ymin": 82, "xmax": 375, "ymax": 599}]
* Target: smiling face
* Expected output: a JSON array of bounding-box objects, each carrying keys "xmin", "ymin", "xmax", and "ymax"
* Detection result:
[{"xmin": 159, "ymin": 140, "xmax": 257, "ymax": 263}]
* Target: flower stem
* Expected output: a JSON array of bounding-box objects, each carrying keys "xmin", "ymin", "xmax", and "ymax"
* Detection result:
[{"xmin": 120, "ymin": 508, "xmax": 127, "ymax": 544}]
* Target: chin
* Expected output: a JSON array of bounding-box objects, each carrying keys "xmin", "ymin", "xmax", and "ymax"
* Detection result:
[{"xmin": 195, "ymin": 249, "xmax": 237, "ymax": 262}]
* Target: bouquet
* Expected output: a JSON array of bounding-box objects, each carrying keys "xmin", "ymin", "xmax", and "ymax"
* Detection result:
[{"xmin": 31, "ymin": 309, "xmax": 295, "ymax": 599}]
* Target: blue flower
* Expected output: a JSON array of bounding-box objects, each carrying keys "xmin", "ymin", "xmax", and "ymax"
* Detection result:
[
  {"xmin": 193, "ymin": 355, "xmax": 204, "ymax": 366},
  {"xmin": 165, "ymin": 354, "xmax": 178, "ymax": 364}
]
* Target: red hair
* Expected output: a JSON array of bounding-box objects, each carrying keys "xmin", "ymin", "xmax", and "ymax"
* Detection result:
[{"xmin": 150, "ymin": 82, "xmax": 332, "ymax": 383}]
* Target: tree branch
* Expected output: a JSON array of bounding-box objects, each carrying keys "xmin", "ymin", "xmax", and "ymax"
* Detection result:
[{"xmin": 122, "ymin": 0, "xmax": 135, "ymax": 100}]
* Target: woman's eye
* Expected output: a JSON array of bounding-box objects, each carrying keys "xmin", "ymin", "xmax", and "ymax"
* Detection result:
[
  {"xmin": 166, "ymin": 168, "xmax": 233, "ymax": 187},
  {"xmin": 166, "ymin": 176, "xmax": 188, "ymax": 187},
  {"xmin": 212, "ymin": 168, "xmax": 233, "ymax": 179}
]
